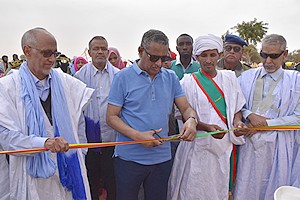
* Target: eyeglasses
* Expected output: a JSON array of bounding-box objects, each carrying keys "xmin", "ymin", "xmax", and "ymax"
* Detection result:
[
  {"xmin": 260, "ymin": 51, "xmax": 284, "ymax": 59},
  {"xmin": 143, "ymin": 48, "xmax": 170, "ymax": 62},
  {"xmin": 224, "ymin": 45, "xmax": 241, "ymax": 53},
  {"xmin": 29, "ymin": 46, "xmax": 61, "ymax": 58}
]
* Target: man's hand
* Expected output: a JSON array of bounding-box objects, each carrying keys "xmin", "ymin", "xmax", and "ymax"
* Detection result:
[
  {"xmin": 233, "ymin": 121, "xmax": 248, "ymax": 137},
  {"xmin": 135, "ymin": 128, "xmax": 163, "ymax": 148},
  {"xmin": 179, "ymin": 118, "xmax": 197, "ymax": 141},
  {"xmin": 244, "ymin": 123, "xmax": 258, "ymax": 137},
  {"xmin": 247, "ymin": 113, "xmax": 269, "ymax": 127},
  {"xmin": 205, "ymin": 124, "xmax": 225, "ymax": 139},
  {"xmin": 44, "ymin": 137, "xmax": 69, "ymax": 153}
]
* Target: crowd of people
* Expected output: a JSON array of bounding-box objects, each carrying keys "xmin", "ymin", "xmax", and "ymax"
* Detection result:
[
  {"xmin": 0, "ymin": 47, "xmax": 127, "ymax": 79},
  {"xmin": 0, "ymin": 27, "xmax": 299, "ymax": 200}
]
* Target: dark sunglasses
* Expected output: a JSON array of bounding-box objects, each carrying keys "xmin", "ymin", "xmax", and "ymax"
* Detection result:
[
  {"xmin": 224, "ymin": 45, "xmax": 241, "ymax": 53},
  {"xmin": 260, "ymin": 51, "xmax": 284, "ymax": 59},
  {"xmin": 144, "ymin": 48, "xmax": 170, "ymax": 62},
  {"xmin": 29, "ymin": 46, "xmax": 61, "ymax": 58}
]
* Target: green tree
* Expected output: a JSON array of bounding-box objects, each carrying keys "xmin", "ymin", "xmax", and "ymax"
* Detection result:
[
  {"xmin": 221, "ymin": 30, "xmax": 230, "ymax": 42},
  {"xmin": 232, "ymin": 18, "xmax": 268, "ymax": 46},
  {"xmin": 287, "ymin": 49, "xmax": 300, "ymax": 63},
  {"xmin": 242, "ymin": 44, "xmax": 261, "ymax": 64}
]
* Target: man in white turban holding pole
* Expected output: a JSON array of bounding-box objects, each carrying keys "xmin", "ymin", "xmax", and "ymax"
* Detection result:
[{"xmin": 168, "ymin": 34, "xmax": 248, "ymax": 200}]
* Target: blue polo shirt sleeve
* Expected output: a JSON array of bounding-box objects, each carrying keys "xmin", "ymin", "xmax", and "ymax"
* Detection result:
[
  {"xmin": 108, "ymin": 72, "xmax": 125, "ymax": 107},
  {"xmin": 172, "ymin": 72, "xmax": 185, "ymax": 99}
]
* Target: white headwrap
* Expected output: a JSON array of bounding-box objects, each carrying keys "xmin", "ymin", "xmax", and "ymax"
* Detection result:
[{"xmin": 193, "ymin": 34, "xmax": 223, "ymax": 56}]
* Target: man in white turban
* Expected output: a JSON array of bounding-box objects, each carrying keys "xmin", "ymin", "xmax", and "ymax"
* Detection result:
[{"xmin": 168, "ymin": 34, "xmax": 248, "ymax": 200}]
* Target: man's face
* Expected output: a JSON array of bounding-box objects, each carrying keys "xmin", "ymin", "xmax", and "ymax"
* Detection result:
[
  {"xmin": 176, "ymin": 36, "xmax": 193, "ymax": 59},
  {"xmin": 138, "ymin": 42, "xmax": 169, "ymax": 78},
  {"xmin": 196, "ymin": 49, "xmax": 220, "ymax": 76},
  {"xmin": 88, "ymin": 39, "xmax": 108, "ymax": 68},
  {"xmin": 24, "ymin": 32, "xmax": 58, "ymax": 80},
  {"xmin": 223, "ymin": 43, "xmax": 243, "ymax": 65},
  {"xmin": 261, "ymin": 44, "xmax": 287, "ymax": 73}
]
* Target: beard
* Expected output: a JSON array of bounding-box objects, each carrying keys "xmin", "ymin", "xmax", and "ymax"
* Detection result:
[{"xmin": 263, "ymin": 63, "xmax": 277, "ymax": 73}]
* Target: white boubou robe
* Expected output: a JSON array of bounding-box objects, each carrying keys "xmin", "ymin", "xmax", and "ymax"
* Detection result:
[
  {"xmin": 0, "ymin": 69, "xmax": 93, "ymax": 200},
  {"xmin": 168, "ymin": 70, "xmax": 245, "ymax": 200},
  {"xmin": 234, "ymin": 68, "xmax": 300, "ymax": 200}
]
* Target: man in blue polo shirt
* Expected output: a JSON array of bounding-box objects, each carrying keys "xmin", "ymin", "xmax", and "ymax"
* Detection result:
[{"xmin": 107, "ymin": 29, "xmax": 198, "ymax": 200}]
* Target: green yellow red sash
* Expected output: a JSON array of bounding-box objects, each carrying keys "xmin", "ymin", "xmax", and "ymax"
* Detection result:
[
  {"xmin": 192, "ymin": 69, "xmax": 238, "ymax": 191},
  {"xmin": 192, "ymin": 69, "xmax": 227, "ymax": 124}
]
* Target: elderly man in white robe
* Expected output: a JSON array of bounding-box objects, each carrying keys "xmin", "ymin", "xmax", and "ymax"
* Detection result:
[
  {"xmin": 233, "ymin": 34, "xmax": 300, "ymax": 200},
  {"xmin": 0, "ymin": 28, "xmax": 93, "ymax": 200},
  {"xmin": 168, "ymin": 34, "xmax": 247, "ymax": 200}
]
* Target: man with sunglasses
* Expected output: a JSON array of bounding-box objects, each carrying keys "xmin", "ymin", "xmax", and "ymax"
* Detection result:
[
  {"xmin": 217, "ymin": 34, "xmax": 249, "ymax": 77},
  {"xmin": 234, "ymin": 34, "xmax": 300, "ymax": 199},
  {"xmin": 106, "ymin": 29, "xmax": 197, "ymax": 200},
  {"xmin": 216, "ymin": 34, "xmax": 249, "ymax": 197},
  {"xmin": 0, "ymin": 27, "xmax": 93, "ymax": 199},
  {"xmin": 75, "ymin": 36, "xmax": 119, "ymax": 200}
]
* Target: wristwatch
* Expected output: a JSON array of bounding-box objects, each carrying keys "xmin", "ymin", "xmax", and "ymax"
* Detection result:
[{"xmin": 188, "ymin": 116, "xmax": 198, "ymax": 125}]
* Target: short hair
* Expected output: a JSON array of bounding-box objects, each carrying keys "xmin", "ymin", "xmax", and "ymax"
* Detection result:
[
  {"xmin": 262, "ymin": 34, "xmax": 287, "ymax": 51},
  {"xmin": 140, "ymin": 29, "xmax": 169, "ymax": 50},
  {"xmin": 176, "ymin": 33, "xmax": 193, "ymax": 45},
  {"xmin": 21, "ymin": 27, "xmax": 51, "ymax": 49},
  {"xmin": 88, "ymin": 36, "xmax": 107, "ymax": 49}
]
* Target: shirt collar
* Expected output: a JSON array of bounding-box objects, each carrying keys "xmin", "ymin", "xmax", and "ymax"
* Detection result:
[
  {"xmin": 260, "ymin": 66, "xmax": 283, "ymax": 80},
  {"xmin": 132, "ymin": 60, "xmax": 143, "ymax": 75},
  {"xmin": 28, "ymin": 68, "xmax": 51, "ymax": 88},
  {"xmin": 91, "ymin": 62, "xmax": 108, "ymax": 76},
  {"xmin": 175, "ymin": 57, "xmax": 193, "ymax": 67},
  {"xmin": 132, "ymin": 59, "xmax": 162, "ymax": 77}
]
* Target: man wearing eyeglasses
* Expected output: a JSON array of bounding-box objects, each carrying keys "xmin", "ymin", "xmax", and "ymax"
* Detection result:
[
  {"xmin": 216, "ymin": 34, "xmax": 250, "ymax": 197},
  {"xmin": 234, "ymin": 34, "xmax": 300, "ymax": 200},
  {"xmin": 0, "ymin": 28, "xmax": 93, "ymax": 199},
  {"xmin": 106, "ymin": 29, "xmax": 197, "ymax": 200},
  {"xmin": 217, "ymin": 34, "xmax": 249, "ymax": 77},
  {"xmin": 75, "ymin": 36, "xmax": 119, "ymax": 200}
]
